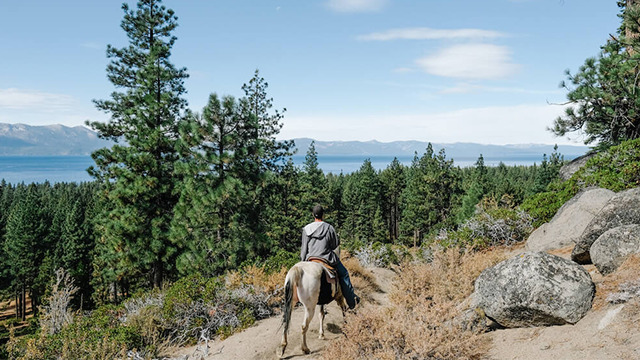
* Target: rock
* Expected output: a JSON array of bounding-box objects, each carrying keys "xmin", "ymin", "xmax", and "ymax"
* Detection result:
[
  {"xmin": 525, "ymin": 187, "xmax": 614, "ymax": 252},
  {"xmin": 572, "ymin": 188, "xmax": 640, "ymax": 264},
  {"xmin": 474, "ymin": 252, "xmax": 595, "ymax": 328},
  {"xmin": 558, "ymin": 152, "xmax": 595, "ymax": 181},
  {"xmin": 590, "ymin": 225, "xmax": 640, "ymax": 275}
]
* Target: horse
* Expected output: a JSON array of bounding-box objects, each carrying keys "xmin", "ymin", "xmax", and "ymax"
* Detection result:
[{"xmin": 278, "ymin": 260, "xmax": 348, "ymax": 358}]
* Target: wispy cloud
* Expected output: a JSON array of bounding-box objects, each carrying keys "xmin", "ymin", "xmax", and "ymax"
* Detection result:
[
  {"xmin": 416, "ymin": 44, "xmax": 519, "ymax": 80},
  {"xmin": 0, "ymin": 88, "xmax": 108, "ymax": 127},
  {"xmin": 326, "ymin": 0, "xmax": 387, "ymax": 13},
  {"xmin": 358, "ymin": 27, "xmax": 506, "ymax": 41},
  {"xmin": 280, "ymin": 104, "xmax": 575, "ymax": 145},
  {"xmin": 0, "ymin": 88, "xmax": 75, "ymax": 111},
  {"xmin": 440, "ymin": 83, "xmax": 562, "ymax": 95}
]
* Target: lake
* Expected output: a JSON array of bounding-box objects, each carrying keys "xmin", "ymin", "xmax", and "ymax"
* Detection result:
[{"xmin": 0, "ymin": 154, "xmax": 553, "ymax": 184}]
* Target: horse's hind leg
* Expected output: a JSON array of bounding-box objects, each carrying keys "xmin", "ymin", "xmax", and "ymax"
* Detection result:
[
  {"xmin": 318, "ymin": 305, "xmax": 326, "ymax": 339},
  {"xmin": 301, "ymin": 303, "xmax": 314, "ymax": 354},
  {"xmin": 279, "ymin": 328, "xmax": 288, "ymax": 358}
]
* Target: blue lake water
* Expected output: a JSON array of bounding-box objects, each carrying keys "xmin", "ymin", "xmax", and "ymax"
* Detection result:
[{"xmin": 0, "ymin": 154, "xmax": 550, "ymax": 184}]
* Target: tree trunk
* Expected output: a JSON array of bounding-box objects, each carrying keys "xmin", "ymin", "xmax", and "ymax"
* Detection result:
[
  {"xmin": 21, "ymin": 285, "xmax": 26, "ymax": 322},
  {"xmin": 627, "ymin": 0, "xmax": 640, "ymax": 55},
  {"xmin": 15, "ymin": 290, "xmax": 19, "ymax": 320},
  {"xmin": 153, "ymin": 259, "xmax": 163, "ymax": 288}
]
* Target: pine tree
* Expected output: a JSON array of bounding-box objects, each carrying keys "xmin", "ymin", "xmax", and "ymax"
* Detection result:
[
  {"xmin": 400, "ymin": 144, "xmax": 461, "ymax": 246},
  {"xmin": 171, "ymin": 72, "xmax": 291, "ymax": 275},
  {"xmin": 171, "ymin": 94, "xmax": 246, "ymax": 275},
  {"xmin": 343, "ymin": 159, "xmax": 385, "ymax": 244},
  {"xmin": 380, "ymin": 158, "xmax": 405, "ymax": 242},
  {"xmin": 456, "ymin": 154, "xmax": 488, "ymax": 222},
  {"xmin": 551, "ymin": 1, "xmax": 640, "ymax": 148},
  {"xmin": 263, "ymin": 158, "xmax": 305, "ymax": 253},
  {"xmin": 300, "ymin": 141, "xmax": 328, "ymax": 213},
  {"xmin": 87, "ymin": 0, "xmax": 188, "ymax": 289},
  {"xmin": 4, "ymin": 184, "xmax": 47, "ymax": 320}
]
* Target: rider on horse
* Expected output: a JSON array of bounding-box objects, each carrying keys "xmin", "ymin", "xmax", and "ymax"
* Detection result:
[{"xmin": 300, "ymin": 204, "xmax": 360, "ymax": 309}]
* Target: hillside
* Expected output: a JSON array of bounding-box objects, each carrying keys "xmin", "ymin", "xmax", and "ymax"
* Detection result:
[
  {"xmin": 0, "ymin": 123, "xmax": 114, "ymax": 155},
  {"xmin": 0, "ymin": 123, "xmax": 589, "ymax": 160}
]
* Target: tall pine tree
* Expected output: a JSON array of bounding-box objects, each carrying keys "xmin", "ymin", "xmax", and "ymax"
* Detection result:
[{"xmin": 88, "ymin": 0, "xmax": 188, "ymax": 290}]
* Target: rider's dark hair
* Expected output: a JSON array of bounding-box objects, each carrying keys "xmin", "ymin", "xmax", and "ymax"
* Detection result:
[{"xmin": 312, "ymin": 204, "xmax": 324, "ymax": 219}]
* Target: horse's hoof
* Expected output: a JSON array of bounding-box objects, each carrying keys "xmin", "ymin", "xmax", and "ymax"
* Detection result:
[
  {"xmin": 318, "ymin": 334, "xmax": 325, "ymax": 340},
  {"xmin": 278, "ymin": 345, "xmax": 286, "ymax": 358},
  {"xmin": 302, "ymin": 347, "xmax": 310, "ymax": 354}
]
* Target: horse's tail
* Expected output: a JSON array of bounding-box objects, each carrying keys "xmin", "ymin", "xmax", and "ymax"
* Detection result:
[{"xmin": 282, "ymin": 264, "xmax": 302, "ymax": 336}]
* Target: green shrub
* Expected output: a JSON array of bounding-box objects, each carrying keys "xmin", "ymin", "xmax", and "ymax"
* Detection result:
[
  {"xmin": 7, "ymin": 305, "xmax": 146, "ymax": 360},
  {"xmin": 260, "ymin": 249, "xmax": 298, "ymax": 274},
  {"xmin": 521, "ymin": 138, "xmax": 640, "ymax": 226}
]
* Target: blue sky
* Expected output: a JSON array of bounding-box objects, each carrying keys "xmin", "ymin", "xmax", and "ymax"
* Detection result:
[{"xmin": 0, "ymin": 0, "xmax": 620, "ymax": 145}]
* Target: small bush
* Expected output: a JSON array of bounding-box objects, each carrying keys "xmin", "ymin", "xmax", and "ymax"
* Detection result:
[
  {"xmin": 433, "ymin": 207, "xmax": 533, "ymax": 249},
  {"xmin": 354, "ymin": 242, "xmax": 408, "ymax": 268}
]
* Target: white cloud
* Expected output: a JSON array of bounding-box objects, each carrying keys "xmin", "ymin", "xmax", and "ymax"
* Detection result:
[
  {"xmin": 326, "ymin": 0, "xmax": 387, "ymax": 13},
  {"xmin": 0, "ymin": 88, "xmax": 75, "ymax": 111},
  {"xmin": 279, "ymin": 104, "xmax": 578, "ymax": 145},
  {"xmin": 0, "ymin": 88, "xmax": 107, "ymax": 126},
  {"xmin": 416, "ymin": 44, "xmax": 520, "ymax": 80},
  {"xmin": 358, "ymin": 27, "xmax": 505, "ymax": 41}
]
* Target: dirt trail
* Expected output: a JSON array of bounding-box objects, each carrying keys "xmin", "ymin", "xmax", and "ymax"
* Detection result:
[{"xmin": 170, "ymin": 267, "xmax": 396, "ymax": 360}]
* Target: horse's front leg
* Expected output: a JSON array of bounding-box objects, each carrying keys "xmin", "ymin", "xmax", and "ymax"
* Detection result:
[
  {"xmin": 301, "ymin": 304, "xmax": 314, "ymax": 354},
  {"xmin": 318, "ymin": 305, "xmax": 326, "ymax": 339}
]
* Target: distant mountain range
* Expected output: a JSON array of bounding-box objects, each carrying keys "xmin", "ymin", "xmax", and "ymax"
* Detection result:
[
  {"xmin": 0, "ymin": 123, "xmax": 113, "ymax": 156},
  {"xmin": 292, "ymin": 138, "xmax": 590, "ymax": 162},
  {"xmin": 0, "ymin": 123, "xmax": 590, "ymax": 161}
]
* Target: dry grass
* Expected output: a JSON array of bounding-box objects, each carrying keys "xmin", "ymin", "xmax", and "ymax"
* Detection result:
[
  {"xmin": 593, "ymin": 254, "xmax": 640, "ymax": 310},
  {"xmin": 323, "ymin": 247, "xmax": 508, "ymax": 360},
  {"xmin": 342, "ymin": 254, "xmax": 380, "ymax": 300},
  {"xmin": 225, "ymin": 265, "xmax": 288, "ymax": 306},
  {"xmin": 224, "ymin": 255, "xmax": 379, "ymax": 306}
]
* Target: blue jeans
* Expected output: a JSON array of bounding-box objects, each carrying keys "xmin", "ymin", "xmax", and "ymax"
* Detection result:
[{"xmin": 336, "ymin": 260, "xmax": 357, "ymax": 309}]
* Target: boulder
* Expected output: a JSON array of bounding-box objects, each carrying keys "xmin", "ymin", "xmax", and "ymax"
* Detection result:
[
  {"xmin": 590, "ymin": 224, "xmax": 640, "ymax": 275},
  {"xmin": 474, "ymin": 252, "xmax": 595, "ymax": 328},
  {"xmin": 558, "ymin": 152, "xmax": 595, "ymax": 181},
  {"xmin": 572, "ymin": 187, "xmax": 640, "ymax": 264},
  {"xmin": 525, "ymin": 187, "xmax": 614, "ymax": 252}
]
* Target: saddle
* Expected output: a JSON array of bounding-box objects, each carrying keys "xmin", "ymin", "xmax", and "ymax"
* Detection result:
[{"xmin": 307, "ymin": 257, "xmax": 340, "ymax": 305}]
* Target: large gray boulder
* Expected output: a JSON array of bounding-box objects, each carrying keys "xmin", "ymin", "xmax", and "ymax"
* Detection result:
[
  {"xmin": 590, "ymin": 224, "xmax": 640, "ymax": 275},
  {"xmin": 474, "ymin": 252, "xmax": 595, "ymax": 328},
  {"xmin": 525, "ymin": 187, "xmax": 614, "ymax": 252},
  {"xmin": 572, "ymin": 187, "xmax": 640, "ymax": 264},
  {"xmin": 559, "ymin": 153, "xmax": 595, "ymax": 181}
]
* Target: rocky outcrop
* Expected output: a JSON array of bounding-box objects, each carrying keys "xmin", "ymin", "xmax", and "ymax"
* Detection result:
[
  {"xmin": 572, "ymin": 188, "xmax": 640, "ymax": 264},
  {"xmin": 474, "ymin": 252, "xmax": 595, "ymax": 328},
  {"xmin": 525, "ymin": 188, "xmax": 614, "ymax": 252},
  {"xmin": 590, "ymin": 225, "xmax": 640, "ymax": 275},
  {"xmin": 558, "ymin": 153, "xmax": 595, "ymax": 181}
]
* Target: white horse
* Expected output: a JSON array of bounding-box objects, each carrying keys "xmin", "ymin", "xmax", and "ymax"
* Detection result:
[{"xmin": 278, "ymin": 261, "xmax": 348, "ymax": 358}]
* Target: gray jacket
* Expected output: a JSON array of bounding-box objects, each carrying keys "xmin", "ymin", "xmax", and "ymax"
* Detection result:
[{"xmin": 300, "ymin": 221, "xmax": 339, "ymax": 266}]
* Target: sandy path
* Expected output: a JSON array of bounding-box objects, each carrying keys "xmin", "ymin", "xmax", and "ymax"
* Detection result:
[
  {"xmin": 486, "ymin": 302, "xmax": 640, "ymax": 359},
  {"xmin": 486, "ymin": 248, "xmax": 640, "ymax": 359},
  {"xmin": 170, "ymin": 267, "xmax": 396, "ymax": 360}
]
